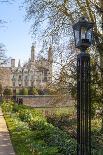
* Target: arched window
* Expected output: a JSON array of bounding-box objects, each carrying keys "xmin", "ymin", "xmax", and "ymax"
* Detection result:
[
  {"xmin": 25, "ymin": 76, "xmax": 28, "ymax": 81},
  {"xmin": 18, "ymin": 75, "xmax": 22, "ymax": 80},
  {"xmin": 25, "ymin": 81, "xmax": 28, "ymax": 87}
]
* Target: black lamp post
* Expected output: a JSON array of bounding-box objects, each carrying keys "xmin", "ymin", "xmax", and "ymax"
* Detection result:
[{"xmin": 73, "ymin": 17, "xmax": 94, "ymax": 155}]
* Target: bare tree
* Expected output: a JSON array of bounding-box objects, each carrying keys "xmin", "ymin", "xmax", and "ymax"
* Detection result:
[{"xmin": 24, "ymin": 0, "xmax": 103, "ymax": 128}]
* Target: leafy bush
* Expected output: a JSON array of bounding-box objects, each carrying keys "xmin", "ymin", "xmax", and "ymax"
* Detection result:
[
  {"xmin": 3, "ymin": 87, "xmax": 12, "ymax": 95},
  {"xmin": 19, "ymin": 88, "xmax": 28, "ymax": 95},
  {"xmin": 28, "ymin": 87, "xmax": 38, "ymax": 95},
  {"xmin": 37, "ymin": 89, "xmax": 45, "ymax": 95},
  {"xmin": 4, "ymin": 114, "xmax": 32, "ymax": 155},
  {"xmin": 1, "ymin": 101, "xmax": 14, "ymax": 113},
  {"xmin": 18, "ymin": 109, "xmax": 33, "ymax": 122},
  {"xmin": 18, "ymin": 108, "xmax": 76, "ymax": 154}
]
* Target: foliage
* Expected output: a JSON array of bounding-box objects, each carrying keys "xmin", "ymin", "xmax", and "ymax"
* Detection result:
[
  {"xmin": 36, "ymin": 88, "xmax": 44, "ymax": 95},
  {"xmin": 3, "ymin": 87, "xmax": 12, "ymax": 95},
  {"xmin": 91, "ymin": 129, "xmax": 103, "ymax": 154},
  {"xmin": 19, "ymin": 88, "xmax": 28, "ymax": 95},
  {"xmin": 4, "ymin": 115, "xmax": 33, "ymax": 155},
  {"xmin": 1, "ymin": 100, "xmax": 14, "ymax": 113},
  {"xmin": 38, "ymin": 88, "xmax": 57, "ymax": 95},
  {"xmin": 2, "ymin": 101, "xmax": 103, "ymax": 154},
  {"xmin": 18, "ymin": 109, "xmax": 33, "ymax": 122},
  {"xmin": 28, "ymin": 87, "xmax": 38, "ymax": 95},
  {"xmin": 47, "ymin": 114, "xmax": 77, "ymax": 138},
  {"xmin": 24, "ymin": 0, "xmax": 103, "ymax": 47},
  {"xmin": 37, "ymin": 88, "xmax": 53, "ymax": 95},
  {"xmin": 2, "ymin": 101, "xmax": 77, "ymax": 155}
]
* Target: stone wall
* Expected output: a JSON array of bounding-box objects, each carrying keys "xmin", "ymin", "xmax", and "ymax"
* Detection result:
[{"xmin": 16, "ymin": 95, "xmax": 75, "ymax": 107}]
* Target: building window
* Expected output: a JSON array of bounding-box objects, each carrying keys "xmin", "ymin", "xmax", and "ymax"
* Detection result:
[
  {"xmin": 25, "ymin": 81, "xmax": 28, "ymax": 87},
  {"xmin": 12, "ymin": 75, "xmax": 15, "ymax": 81},
  {"xmin": 31, "ymin": 75, "xmax": 34, "ymax": 81},
  {"xmin": 18, "ymin": 75, "xmax": 22, "ymax": 81},
  {"xmin": 25, "ymin": 76, "xmax": 28, "ymax": 81},
  {"xmin": 31, "ymin": 81, "xmax": 34, "ymax": 87},
  {"xmin": 13, "ymin": 82, "xmax": 15, "ymax": 87}
]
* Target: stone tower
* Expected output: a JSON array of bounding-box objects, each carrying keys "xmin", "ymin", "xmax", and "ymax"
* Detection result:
[
  {"xmin": 31, "ymin": 43, "xmax": 35, "ymax": 62},
  {"xmin": 18, "ymin": 59, "xmax": 21, "ymax": 67}
]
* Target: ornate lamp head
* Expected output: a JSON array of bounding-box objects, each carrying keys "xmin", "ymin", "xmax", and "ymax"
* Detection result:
[{"xmin": 73, "ymin": 17, "xmax": 94, "ymax": 50}]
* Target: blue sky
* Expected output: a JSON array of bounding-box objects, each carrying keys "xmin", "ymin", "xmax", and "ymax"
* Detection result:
[{"xmin": 0, "ymin": 1, "xmax": 42, "ymax": 66}]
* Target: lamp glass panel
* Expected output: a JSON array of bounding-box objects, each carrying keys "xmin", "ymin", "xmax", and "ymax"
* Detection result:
[
  {"xmin": 74, "ymin": 30, "xmax": 79, "ymax": 46},
  {"xmin": 81, "ymin": 27, "xmax": 87, "ymax": 39},
  {"xmin": 86, "ymin": 29, "xmax": 92, "ymax": 42}
]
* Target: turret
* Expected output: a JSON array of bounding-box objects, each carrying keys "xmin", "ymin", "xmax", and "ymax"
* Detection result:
[
  {"xmin": 31, "ymin": 43, "xmax": 35, "ymax": 62},
  {"xmin": 18, "ymin": 59, "xmax": 21, "ymax": 67},
  {"xmin": 11, "ymin": 59, "xmax": 15, "ymax": 68}
]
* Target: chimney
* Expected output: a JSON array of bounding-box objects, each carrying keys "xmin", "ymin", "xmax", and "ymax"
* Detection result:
[{"xmin": 11, "ymin": 59, "xmax": 15, "ymax": 68}]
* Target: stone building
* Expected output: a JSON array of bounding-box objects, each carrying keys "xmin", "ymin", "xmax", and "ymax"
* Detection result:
[
  {"xmin": 0, "ymin": 44, "xmax": 53, "ymax": 92},
  {"xmin": 0, "ymin": 68, "xmax": 12, "ymax": 88}
]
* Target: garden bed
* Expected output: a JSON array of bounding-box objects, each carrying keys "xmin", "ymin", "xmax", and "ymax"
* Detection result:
[
  {"xmin": 1, "ymin": 101, "xmax": 103, "ymax": 155},
  {"xmin": 1, "ymin": 101, "xmax": 76, "ymax": 155}
]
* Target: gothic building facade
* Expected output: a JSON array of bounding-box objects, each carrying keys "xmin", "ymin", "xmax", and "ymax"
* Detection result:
[{"xmin": 0, "ymin": 44, "xmax": 53, "ymax": 91}]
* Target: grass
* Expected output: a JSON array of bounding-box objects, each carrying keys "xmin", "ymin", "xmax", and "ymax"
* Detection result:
[{"xmin": 30, "ymin": 106, "xmax": 76, "ymax": 118}]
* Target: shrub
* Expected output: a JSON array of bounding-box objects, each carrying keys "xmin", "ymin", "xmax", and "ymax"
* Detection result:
[
  {"xmin": 3, "ymin": 87, "xmax": 12, "ymax": 95},
  {"xmin": 19, "ymin": 88, "xmax": 28, "ymax": 95},
  {"xmin": 18, "ymin": 109, "xmax": 33, "ymax": 122},
  {"xmin": 14, "ymin": 105, "xmax": 77, "ymax": 154},
  {"xmin": 28, "ymin": 87, "xmax": 38, "ymax": 95},
  {"xmin": 1, "ymin": 101, "xmax": 14, "ymax": 113},
  {"xmin": 22, "ymin": 88, "xmax": 28, "ymax": 95}
]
